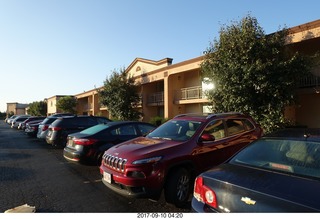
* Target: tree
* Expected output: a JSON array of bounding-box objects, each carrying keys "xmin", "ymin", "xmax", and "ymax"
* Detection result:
[
  {"xmin": 99, "ymin": 67, "xmax": 142, "ymax": 120},
  {"xmin": 201, "ymin": 15, "xmax": 313, "ymax": 133},
  {"xmin": 28, "ymin": 101, "xmax": 47, "ymax": 116},
  {"xmin": 56, "ymin": 96, "xmax": 77, "ymax": 114}
]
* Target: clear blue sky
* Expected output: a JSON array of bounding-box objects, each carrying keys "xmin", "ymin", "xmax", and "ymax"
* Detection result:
[{"xmin": 0, "ymin": 0, "xmax": 319, "ymax": 112}]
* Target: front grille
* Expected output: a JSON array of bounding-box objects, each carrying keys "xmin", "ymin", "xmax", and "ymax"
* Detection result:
[{"xmin": 103, "ymin": 154, "xmax": 127, "ymax": 172}]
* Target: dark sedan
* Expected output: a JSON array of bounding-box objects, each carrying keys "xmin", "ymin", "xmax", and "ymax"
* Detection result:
[
  {"xmin": 191, "ymin": 128, "xmax": 320, "ymax": 212},
  {"xmin": 63, "ymin": 121, "xmax": 156, "ymax": 165}
]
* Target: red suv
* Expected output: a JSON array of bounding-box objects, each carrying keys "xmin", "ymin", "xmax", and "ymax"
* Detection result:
[{"xmin": 99, "ymin": 113, "xmax": 263, "ymax": 208}]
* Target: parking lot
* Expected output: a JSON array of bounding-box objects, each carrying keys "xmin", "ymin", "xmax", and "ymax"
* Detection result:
[{"xmin": 0, "ymin": 121, "xmax": 191, "ymax": 213}]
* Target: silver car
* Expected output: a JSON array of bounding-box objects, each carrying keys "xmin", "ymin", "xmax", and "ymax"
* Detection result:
[
  {"xmin": 37, "ymin": 113, "xmax": 74, "ymax": 140},
  {"xmin": 11, "ymin": 115, "xmax": 31, "ymax": 129}
]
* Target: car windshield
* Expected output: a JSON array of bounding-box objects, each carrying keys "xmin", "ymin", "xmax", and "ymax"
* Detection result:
[
  {"xmin": 147, "ymin": 120, "xmax": 202, "ymax": 141},
  {"xmin": 230, "ymin": 138, "xmax": 320, "ymax": 179},
  {"xmin": 80, "ymin": 124, "xmax": 108, "ymax": 134}
]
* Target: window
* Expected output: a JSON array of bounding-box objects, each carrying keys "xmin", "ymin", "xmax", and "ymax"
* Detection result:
[
  {"xmin": 137, "ymin": 124, "xmax": 155, "ymax": 135},
  {"xmin": 243, "ymin": 119, "xmax": 255, "ymax": 130},
  {"xmin": 231, "ymin": 139, "xmax": 320, "ymax": 179},
  {"xmin": 226, "ymin": 119, "xmax": 245, "ymax": 136},
  {"xmin": 204, "ymin": 120, "xmax": 225, "ymax": 140},
  {"xmin": 111, "ymin": 125, "xmax": 137, "ymax": 136}
]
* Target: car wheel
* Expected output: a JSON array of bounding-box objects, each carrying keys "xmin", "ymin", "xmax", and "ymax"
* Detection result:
[
  {"xmin": 96, "ymin": 144, "xmax": 113, "ymax": 166},
  {"xmin": 164, "ymin": 167, "xmax": 191, "ymax": 208},
  {"xmin": 95, "ymin": 152, "xmax": 104, "ymax": 166}
]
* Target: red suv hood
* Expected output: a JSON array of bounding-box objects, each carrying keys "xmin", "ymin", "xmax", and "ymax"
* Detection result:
[{"xmin": 106, "ymin": 136, "xmax": 183, "ymax": 158}]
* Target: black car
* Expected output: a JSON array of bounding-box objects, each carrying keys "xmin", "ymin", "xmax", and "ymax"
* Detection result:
[
  {"xmin": 63, "ymin": 121, "xmax": 156, "ymax": 165},
  {"xmin": 46, "ymin": 115, "xmax": 111, "ymax": 148},
  {"xmin": 191, "ymin": 128, "xmax": 320, "ymax": 212}
]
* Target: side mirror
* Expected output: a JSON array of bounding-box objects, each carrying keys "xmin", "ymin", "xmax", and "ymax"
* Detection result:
[{"xmin": 200, "ymin": 133, "xmax": 215, "ymax": 142}]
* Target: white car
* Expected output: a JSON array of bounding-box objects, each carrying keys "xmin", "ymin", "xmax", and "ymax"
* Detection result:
[
  {"xmin": 6, "ymin": 115, "xmax": 19, "ymax": 125},
  {"xmin": 11, "ymin": 115, "xmax": 31, "ymax": 129}
]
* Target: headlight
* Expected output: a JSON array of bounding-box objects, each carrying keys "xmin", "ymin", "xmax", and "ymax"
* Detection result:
[{"xmin": 132, "ymin": 156, "xmax": 162, "ymax": 164}]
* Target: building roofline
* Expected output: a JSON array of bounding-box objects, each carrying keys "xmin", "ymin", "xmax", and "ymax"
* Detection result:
[
  {"xmin": 132, "ymin": 55, "xmax": 204, "ymax": 78},
  {"xmin": 47, "ymin": 95, "xmax": 73, "ymax": 99},
  {"xmin": 126, "ymin": 57, "xmax": 173, "ymax": 73},
  {"xmin": 288, "ymin": 19, "xmax": 320, "ymax": 34}
]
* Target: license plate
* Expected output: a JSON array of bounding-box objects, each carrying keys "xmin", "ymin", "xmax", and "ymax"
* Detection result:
[
  {"xmin": 47, "ymin": 130, "xmax": 52, "ymax": 137},
  {"xmin": 103, "ymin": 172, "xmax": 112, "ymax": 184}
]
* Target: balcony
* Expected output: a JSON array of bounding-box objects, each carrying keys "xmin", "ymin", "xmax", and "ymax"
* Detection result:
[
  {"xmin": 147, "ymin": 92, "xmax": 164, "ymax": 106},
  {"xmin": 177, "ymin": 86, "xmax": 203, "ymax": 100},
  {"xmin": 299, "ymin": 74, "xmax": 320, "ymax": 88},
  {"xmin": 174, "ymin": 86, "xmax": 208, "ymax": 104}
]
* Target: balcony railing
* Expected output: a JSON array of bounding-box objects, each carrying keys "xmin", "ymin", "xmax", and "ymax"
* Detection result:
[
  {"xmin": 175, "ymin": 86, "xmax": 204, "ymax": 101},
  {"xmin": 299, "ymin": 74, "xmax": 320, "ymax": 88},
  {"xmin": 147, "ymin": 92, "xmax": 164, "ymax": 104}
]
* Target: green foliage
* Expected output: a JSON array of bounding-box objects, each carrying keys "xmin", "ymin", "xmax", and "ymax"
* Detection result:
[
  {"xmin": 201, "ymin": 15, "xmax": 313, "ymax": 133},
  {"xmin": 28, "ymin": 101, "xmax": 47, "ymax": 116},
  {"xmin": 8, "ymin": 111, "xmax": 14, "ymax": 117},
  {"xmin": 149, "ymin": 116, "xmax": 168, "ymax": 126},
  {"xmin": 99, "ymin": 67, "xmax": 142, "ymax": 121},
  {"xmin": 0, "ymin": 112, "xmax": 6, "ymax": 119},
  {"xmin": 56, "ymin": 96, "xmax": 77, "ymax": 114}
]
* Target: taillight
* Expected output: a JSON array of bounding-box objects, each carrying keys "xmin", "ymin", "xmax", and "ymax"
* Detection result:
[
  {"xmin": 193, "ymin": 176, "xmax": 217, "ymax": 208},
  {"xmin": 51, "ymin": 126, "xmax": 62, "ymax": 131},
  {"xmin": 73, "ymin": 138, "xmax": 98, "ymax": 146},
  {"xmin": 42, "ymin": 125, "xmax": 49, "ymax": 131}
]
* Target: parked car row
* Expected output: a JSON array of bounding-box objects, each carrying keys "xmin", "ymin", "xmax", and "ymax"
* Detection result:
[
  {"xmin": 29, "ymin": 113, "xmax": 156, "ymax": 166},
  {"xmin": 5, "ymin": 112, "xmax": 320, "ymax": 212},
  {"xmin": 18, "ymin": 116, "xmax": 46, "ymax": 130},
  {"xmin": 5, "ymin": 114, "xmax": 32, "ymax": 128}
]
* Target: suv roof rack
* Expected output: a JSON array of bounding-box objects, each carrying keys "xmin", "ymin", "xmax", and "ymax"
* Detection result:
[
  {"xmin": 173, "ymin": 113, "xmax": 206, "ymax": 118},
  {"xmin": 174, "ymin": 112, "xmax": 244, "ymax": 119},
  {"xmin": 206, "ymin": 112, "xmax": 243, "ymax": 119}
]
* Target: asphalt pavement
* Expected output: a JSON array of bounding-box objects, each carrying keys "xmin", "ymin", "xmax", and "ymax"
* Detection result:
[{"xmin": 0, "ymin": 121, "xmax": 191, "ymax": 213}]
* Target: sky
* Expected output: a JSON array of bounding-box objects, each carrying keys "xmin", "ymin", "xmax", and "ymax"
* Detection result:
[{"xmin": 0, "ymin": 0, "xmax": 319, "ymax": 113}]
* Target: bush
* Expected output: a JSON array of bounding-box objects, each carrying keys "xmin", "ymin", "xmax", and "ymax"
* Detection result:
[{"xmin": 149, "ymin": 116, "xmax": 168, "ymax": 126}]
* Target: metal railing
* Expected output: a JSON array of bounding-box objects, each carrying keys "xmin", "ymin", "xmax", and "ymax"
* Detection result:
[
  {"xmin": 175, "ymin": 86, "xmax": 204, "ymax": 101},
  {"xmin": 147, "ymin": 92, "xmax": 164, "ymax": 104},
  {"xmin": 299, "ymin": 74, "xmax": 320, "ymax": 88}
]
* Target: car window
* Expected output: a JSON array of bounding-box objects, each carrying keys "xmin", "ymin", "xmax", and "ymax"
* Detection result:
[
  {"xmin": 76, "ymin": 117, "xmax": 97, "ymax": 126},
  {"xmin": 42, "ymin": 117, "xmax": 57, "ymax": 124},
  {"xmin": 226, "ymin": 119, "xmax": 246, "ymax": 136},
  {"xmin": 203, "ymin": 119, "xmax": 225, "ymax": 140},
  {"xmin": 137, "ymin": 124, "xmax": 155, "ymax": 135},
  {"xmin": 80, "ymin": 124, "xmax": 107, "ymax": 134},
  {"xmin": 230, "ymin": 139, "xmax": 320, "ymax": 179},
  {"xmin": 110, "ymin": 124, "xmax": 137, "ymax": 136},
  {"xmin": 96, "ymin": 117, "xmax": 110, "ymax": 124},
  {"xmin": 148, "ymin": 120, "xmax": 202, "ymax": 141},
  {"xmin": 87, "ymin": 118, "xmax": 99, "ymax": 126},
  {"xmin": 243, "ymin": 119, "xmax": 255, "ymax": 130}
]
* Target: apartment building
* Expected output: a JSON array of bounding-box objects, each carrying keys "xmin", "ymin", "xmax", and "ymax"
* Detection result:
[
  {"xmin": 74, "ymin": 56, "xmax": 207, "ymax": 121},
  {"xmin": 46, "ymin": 95, "xmax": 75, "ymax": 116},
  {"xmin": 6, "ymin": 102, "xmax": 29, "ymax": 116},
  {"xmin": 63, "ymin": 19, "xmax": 320, "ymax": 127}
]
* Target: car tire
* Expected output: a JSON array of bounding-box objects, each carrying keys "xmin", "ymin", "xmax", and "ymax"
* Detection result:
[
  {"xmin": 96, "ymin": 144, "xmax": 113, "ymax": 166},
  {"xmin": 164, "ymin": 167, "xmax": 191, "ymax": 208},
  {"xmin": 95, "ymin": 151, "xmax": 104, "ymax": 166}
]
